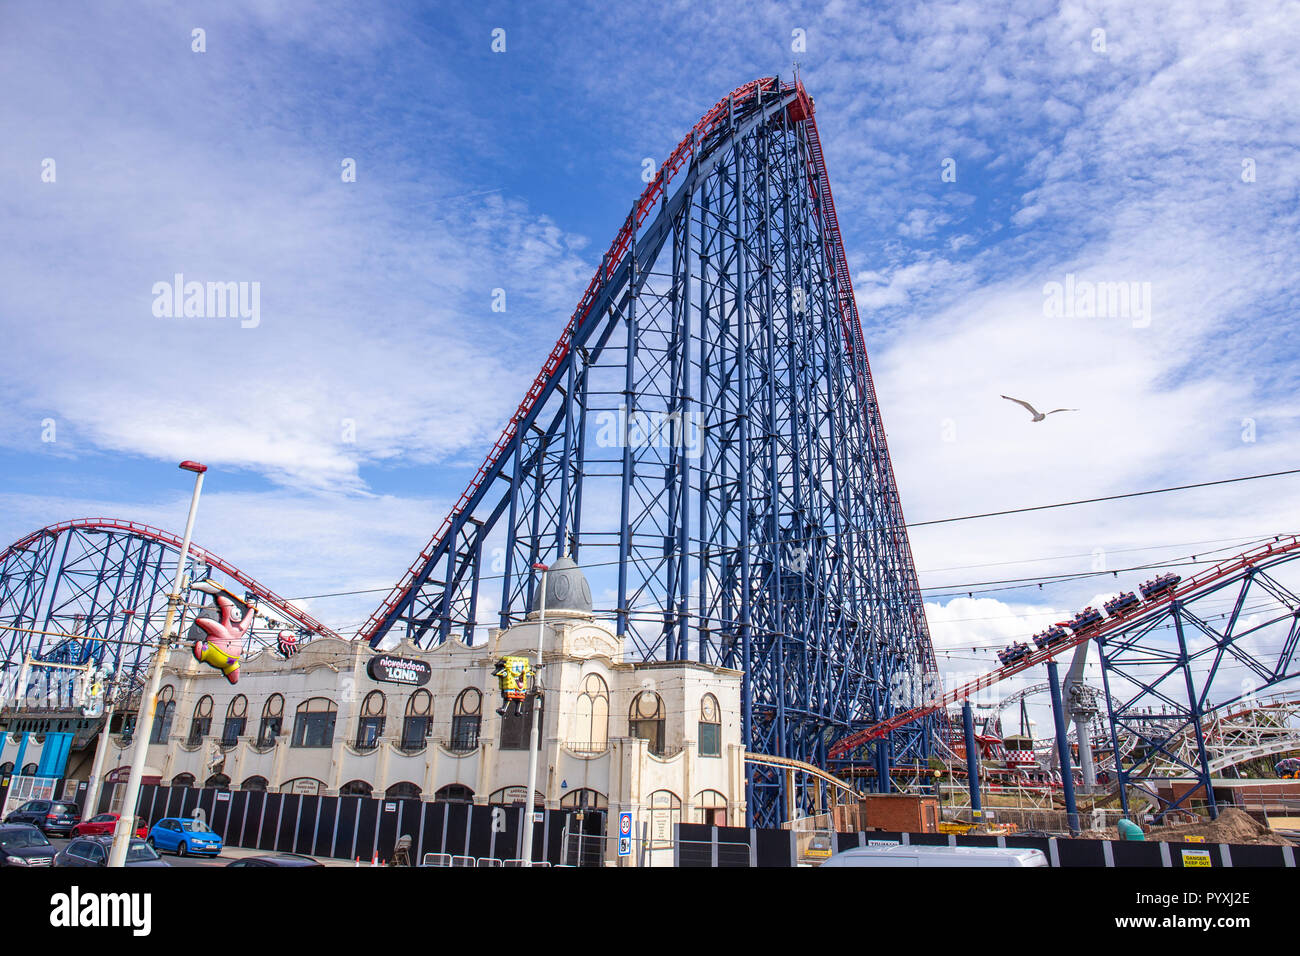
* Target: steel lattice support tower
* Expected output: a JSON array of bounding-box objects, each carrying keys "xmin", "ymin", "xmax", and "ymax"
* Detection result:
[
  {"xmin": 0, "ymin": 520, "xmax": 339, "ymax": 702},
  {"xmin": 1097, "ymin": 550, "xmax": 1300, "ymax": 821},
  {"xmin": 360, "ymin": 78, "xmax": 941, "ymax": 825}
]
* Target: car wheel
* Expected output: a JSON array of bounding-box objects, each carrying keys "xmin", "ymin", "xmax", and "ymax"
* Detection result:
[
  {"xmin": 177, "ymin": 843, "xmax": 187, "ymax": 857},
  {"xmin": 146, "ymin": 837, "xmax": 155, "ymax": 849}
]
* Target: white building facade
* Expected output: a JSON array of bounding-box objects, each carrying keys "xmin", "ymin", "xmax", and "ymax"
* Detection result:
[{"xmin": 123, "ymin": 559, "xmax": 746, "ymax": 851}]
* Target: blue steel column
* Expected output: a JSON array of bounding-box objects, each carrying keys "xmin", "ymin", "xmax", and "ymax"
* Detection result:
[
  {"xmin": 1047, "ymin": 659, "xmax": 1080, "ymax": 835},
  {"xmin": 961, "ymin": 700, "xmax": 982, "ymax": 822},
  {"xmin": 1171, "ymin": 604, "xmax": 1218, "ymax": 820}
]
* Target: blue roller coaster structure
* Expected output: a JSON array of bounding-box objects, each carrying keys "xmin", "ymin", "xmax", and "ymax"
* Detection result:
[
  {"xmin": 0, "ymin": 77, "xmax": 944, "ymax": 826},
  {"xmin": 354, "ymin": 77, "xmax": 943, "ymax": 825}
]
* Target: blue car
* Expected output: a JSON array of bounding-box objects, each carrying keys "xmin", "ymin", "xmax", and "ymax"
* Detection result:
[{"xmin": 147, "ymin": 818, "xmax": 223, "ymax": 857}]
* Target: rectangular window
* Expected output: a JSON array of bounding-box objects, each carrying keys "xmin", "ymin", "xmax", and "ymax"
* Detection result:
[
  {"xmin": 449, "ymin": 715, "xmax": 480, "ymax": 752},
  {"xmin": 257, "ymin": 717, "xmax": 281, "ymax": 746},
  {"xmin": 221, "ymin": 718, "xmax": 245, "ymax": 746},
  {"xmin": 400, "ymin": 717, "xmax": 428, "ymax": 751},
  {"xmin": 187, "ymin": 717, "xmax": 210, "ymax": 746},
  {"xmin": 499, "ymin": 695, "xmax": 542, "ymax": 751},
  {"xmin": 698, "ymin": 722, "xmax": 721, "ymax": 758},
  {"xmin": 356, "ymin": 716, "xmax": 384, "ymax": 749},
  {"xmin": 150, "ymin": 706, "xmax": 173, "ymax": 744},
  {"xmin": 291, "ymin": 712, "xmax": 335, "ymax": 748}
]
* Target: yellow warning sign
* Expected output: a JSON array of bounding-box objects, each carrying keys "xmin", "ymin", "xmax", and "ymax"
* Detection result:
[{"xmin": 1180, "ymin": 849, "xmax": 1212, "ymax": 867}]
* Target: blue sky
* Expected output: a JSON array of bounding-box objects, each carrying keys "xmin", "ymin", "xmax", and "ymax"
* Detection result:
[{"xmin": 3, "ymin": 0, "xmax": 1299, "ymax": 721}]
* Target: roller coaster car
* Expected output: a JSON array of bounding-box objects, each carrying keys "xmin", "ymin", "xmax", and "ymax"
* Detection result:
[
  {"xmin": 1103, "ymin": 592, "xmax": 1139, "ymax": 616},
  {"xmin": 1068, "ymin": 607, "xmax": 1104, "ymax": 631},
  {"xmin": 1276, "ymin": 757, "xmax": 1300, "ymax": 779},
  {"xmin": 999, "ymin": 642, "xmax": 1032, "ymax": 665},
  {"xmin": 1032, "ymin": 625, "xmax": 1068, "ymax": 650},
  {"xmin": 1139, "ymin": 573, "xmax": 1181, "ymax": 600}
]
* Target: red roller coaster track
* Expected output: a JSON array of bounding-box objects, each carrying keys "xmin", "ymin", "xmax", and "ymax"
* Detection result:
[
  {"xmin": 356, "ymin": 77, "xmax": 942, "ymax": 690},
  {"xmin": 828, "ymin": 534, "xmax": 1300, "ymax": 759},
  {"xmin": 0, "ymin": 518, "xmax": 342, "ymax": 641}
]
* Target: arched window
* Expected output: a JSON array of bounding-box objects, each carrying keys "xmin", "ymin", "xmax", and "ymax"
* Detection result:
[
  {"xmin": 385, "ymin": 781, "xmax": 421, "ymax": 799},
  {"xmin": 0, "ymin": 762, "xmax": 13, "ymax": 775},
  {"xmin": 630, "ymin": 691, "xmax": 665, "ymax": 756},
  {"xmin": 450, "ymin": 688, "xmax": 481, "ymax": 752},
  {"xmin": 150, "ymin": 686, "xmax": 176, "ymax": 743},
  {"xmin": 222, "ymin": 695, "xmax": 247, "ymax": 746},
  {"xmin": 339, "ymin": 779, "xmax": 374, "ymax": 797},
  {"xmin": 401, "ymin": 690, "xmax": 432, "ymax": 751},
  {"xmin": 240, "ymin": 775, "xmax": 268, "ymax": 792},
  {"xmin": 559, "ymin": 788, "xmax": 608, "ymax": 810},
  {"xmin": 356, "ymin": 691, "xmax": 386, "ymax": 749},
  {"xmin": 258, "ymin": 693, "xmax": 284, "ymax": 746},
  {"xmin": 694, "ymin": 789, "xmax": 728, "ymax": 825},
  {"xmin": 171, "ymin": 772, "xmax": 196, "ymax": 788},
  {"xmin": 698, "ymin": 693, "xmax": 721, "ymax": 758},
  {"xmin": 21, "ymin": 763, "xmax": 38, "ymax": 775},
  {"xmin": 574, "ymin": 674, "xmax": 609, "ymax": 749},
  {"xmin": 187, "ymin": 695, "xmax": 213, "ymax": 745},
  {"xmin": 204, "ymin": 773, "xmax": 231, "ymax": 790},
  {"xmin": 434, "ymin": 783, "xmax": 474, "ymax": 803},
  {"xmin": 291, "ymin": 698, "xmax": 337, "ymax": 748}
]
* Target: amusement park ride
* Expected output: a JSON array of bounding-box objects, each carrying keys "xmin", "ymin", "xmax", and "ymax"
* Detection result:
[{"xmin": 1, "ymin": 76, "xmax": 1298, "ymax": 826}]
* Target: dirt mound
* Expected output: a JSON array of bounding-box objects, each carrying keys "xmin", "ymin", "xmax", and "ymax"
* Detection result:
[
  {"xmin": 1146, "ymin": 807, "xmax": 1293, "ymax": 846},
  {"xmin": 1068, "ymin": 808, "xmax": 1293, "ymax": 845}
]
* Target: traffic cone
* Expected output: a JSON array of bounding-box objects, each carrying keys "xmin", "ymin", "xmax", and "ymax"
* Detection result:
[
  {"xmin": 354, "ymin": 857, "xmax": 360, "ymax": 867},
  {"xmin": 371, "ymin": 850, "xmax": 379, "ymax": 867}
]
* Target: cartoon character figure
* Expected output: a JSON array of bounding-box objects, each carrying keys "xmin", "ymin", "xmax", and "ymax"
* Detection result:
[
  {"xmin": 493, "ymin": 656, "xmax": 534, "ymax": 716},
  {"xmin": 276, "ymin": 630, "xmax": 300, "ymax": 659},
  {"xmin": 190, "ymin": 580, "xmax": 256, "ymax": 684}
]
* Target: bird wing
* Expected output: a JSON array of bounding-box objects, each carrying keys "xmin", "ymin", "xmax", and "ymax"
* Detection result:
[
  {"xmin": 1044, "ymin": 408, "xmax": 1078, "ymax": 416},
  {"xmin": 1000, "ymin": 395, "xmax": 1041, "ymax": 416}
]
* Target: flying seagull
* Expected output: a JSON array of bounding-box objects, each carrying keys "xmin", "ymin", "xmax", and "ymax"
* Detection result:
[{"xmin": 1000, "ymin": 395, "xmax": 1078, "ymax": 422}]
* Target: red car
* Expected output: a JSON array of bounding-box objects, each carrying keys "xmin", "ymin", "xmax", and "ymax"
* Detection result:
[{"xmin": 71, "ymin": 813, "xmax": 148, "ymax": 840}]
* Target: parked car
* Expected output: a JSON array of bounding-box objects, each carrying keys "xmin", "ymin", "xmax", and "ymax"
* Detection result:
[
  {"xmin": 55, "ymin": 835, "xmax": 170, "ymax": 868},
  {"xmin": 147, "ymin": 817, "xmax": 223, "ymax": 857},
  {"xmin": 821, "ymin": 844, "xmax": 1048, "ymax": 867},
  {"xmin": 0, "ymin": 823, "xmax": 57, "ymax": 867},
  {"xmin": 71, "ymin": 812, "xmax": 148, "ymax": 840},
  {"xmin": 4, "ymin": 799, "xmax": 80, "ymax": 837},
  {"xmin": 226, "ymin": 853, "xmax": 323, "ymax": 867}
]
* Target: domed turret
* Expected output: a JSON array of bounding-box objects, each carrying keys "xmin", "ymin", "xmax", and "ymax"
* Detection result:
[{"xmin": 527, "ymin": 555, "xmax": 593, "ymax": 619}]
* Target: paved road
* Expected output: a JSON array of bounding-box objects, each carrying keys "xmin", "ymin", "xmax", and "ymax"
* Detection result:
[{"xmin": 48, "ymin": 836, "xmax": 251, "ymax": 868}]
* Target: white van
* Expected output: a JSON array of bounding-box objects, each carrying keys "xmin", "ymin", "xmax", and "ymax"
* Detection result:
[{"xmin": 819, "ymin": 844, "xmax": 1048, "ymax": 868}]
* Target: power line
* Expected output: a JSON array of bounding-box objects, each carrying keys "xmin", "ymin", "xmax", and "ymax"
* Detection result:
[{"xmin": 908, "ymin": 467, "xmax": 1300, "ymax": 528}]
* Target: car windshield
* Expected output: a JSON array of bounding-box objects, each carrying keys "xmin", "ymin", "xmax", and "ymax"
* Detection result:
[
  {"xmin": 126, "ymin": 842, "xmax": 160, "ymax": 862},
  {"xmin": 180, "ymin": 821, "xmax": 213, "ymax": 833},
  {"xmin": 0, "ymin": 829, "xmax": 51, "ymax": 849}
]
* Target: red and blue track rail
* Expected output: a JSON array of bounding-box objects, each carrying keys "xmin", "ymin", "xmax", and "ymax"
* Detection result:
[{"xmin": 828, "ymin": 534, "xmax": 1300, "ymax": 759}]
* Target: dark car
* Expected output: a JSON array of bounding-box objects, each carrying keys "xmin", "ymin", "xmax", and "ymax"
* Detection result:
[
  {"xmin": 4, "ymin": 799, "xmax": 80, "ymax": 836},
  {"xmin": 55, "ymin": 835, "xmax": 170, "ymax": 868},
  {"xmin": 226, "ymin": 853, "xmax": 323, "ymax": 867},
  {"xmin": 0, "ymin": 823, "xmax": 57, "ymax": 867}
]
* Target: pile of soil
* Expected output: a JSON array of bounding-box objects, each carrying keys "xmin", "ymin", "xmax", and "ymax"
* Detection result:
[{"xmin": 1078, "ymin": 808, "xmax": 1293, "ymax": 845}]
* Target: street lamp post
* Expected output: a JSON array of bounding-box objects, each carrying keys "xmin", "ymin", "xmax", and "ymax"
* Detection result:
[
  {"xmin": 108, "ymin": 461, "xmax": 207, "ymax": 867},
  {"xmin": 520, "ymin": 562, "xmax": 548, "ymax": 866}
]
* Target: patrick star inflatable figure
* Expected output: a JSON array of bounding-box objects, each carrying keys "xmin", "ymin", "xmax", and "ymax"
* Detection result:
[{"xmin": 190, "ymin": 580, "xmax": 256, "ymax": 684}]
